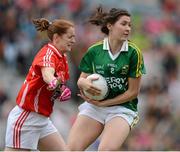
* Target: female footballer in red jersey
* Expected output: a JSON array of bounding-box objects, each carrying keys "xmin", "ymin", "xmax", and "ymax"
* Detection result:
[{"xmin": 4, "ymin": 18, "xmax": 75, "ymax": 151}]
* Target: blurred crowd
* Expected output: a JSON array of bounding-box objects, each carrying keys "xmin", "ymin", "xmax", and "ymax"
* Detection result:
[{"xmin": 0, "ymin": 0, "xmax": 179, "ymax": 150}]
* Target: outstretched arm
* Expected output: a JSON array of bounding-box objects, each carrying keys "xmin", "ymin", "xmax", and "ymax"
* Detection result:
[{"xmin": 41, "ymin": 67, "xmax": 61, "ymax": 90}]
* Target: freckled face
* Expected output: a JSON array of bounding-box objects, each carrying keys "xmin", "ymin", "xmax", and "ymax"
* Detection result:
[{"xmin": 55, "ymin": 27, "xmax": 76, "ymax": 53}]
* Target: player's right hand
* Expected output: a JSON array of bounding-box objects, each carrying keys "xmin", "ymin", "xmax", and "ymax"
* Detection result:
[{"xmin": 78, "ymin": 77, "xmax": 101, "ymax": 96}]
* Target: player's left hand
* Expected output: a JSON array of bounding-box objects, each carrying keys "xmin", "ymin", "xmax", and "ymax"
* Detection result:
[
  {"xmin": 78, "ymin": 89, "xmax": 91, "ymax": 101},
  {"xmin": 58, "ymin": 85, "xmax": 71, "ymax": 102}
]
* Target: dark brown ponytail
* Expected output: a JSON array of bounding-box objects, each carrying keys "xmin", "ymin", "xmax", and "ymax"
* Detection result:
[{"xmin": 89, "ymin": 6, "xmax": 130, "ymax": 35}]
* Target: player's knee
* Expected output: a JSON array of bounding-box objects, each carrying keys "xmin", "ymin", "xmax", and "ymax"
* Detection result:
[
  {"xmin": 68, "ymin": 139, "xmax": 90, "ymax": 151},
  {"xmin": 67, "ymin": 141, "xmax": 82, "ymax": 151},
  {"xmin": 67, "ymin": 144, "xmax": 83, "ymax": 151},
  {"xmin": 98, "ymin": 144, "xmax": 121, "ymax": 151}
]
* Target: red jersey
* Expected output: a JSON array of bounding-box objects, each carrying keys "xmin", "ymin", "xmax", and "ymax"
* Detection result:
[{"xmin": 16, "ymin": 43, "xmax": 69, "ymax": 117}]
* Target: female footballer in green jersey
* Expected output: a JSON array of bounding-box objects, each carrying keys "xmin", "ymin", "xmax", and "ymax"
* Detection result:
[{"xmin": 68, "ymin": 6, "xmax": 146, "ymax": 151}]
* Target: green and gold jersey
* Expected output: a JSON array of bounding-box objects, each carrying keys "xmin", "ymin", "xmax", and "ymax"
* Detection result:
[{"xmin": 79, "ymin": 38, "xmax": 146, "ymax": 112}]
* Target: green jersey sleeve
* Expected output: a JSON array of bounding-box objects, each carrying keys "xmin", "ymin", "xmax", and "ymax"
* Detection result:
[
  {"xmin": 79, "ymin": 48, "xmax": 93, "ymax": 74},
  {"xmin": 128, "ymin": 47, "xmax": 146, "ymax": 78}
]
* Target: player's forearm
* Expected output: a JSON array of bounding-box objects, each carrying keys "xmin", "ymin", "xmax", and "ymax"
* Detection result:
[
  {"xmin": 43, "ymin": 73, "xmax": 56, "ymax": 84},
  {"xmin": 41, "ymin": 67, "xmax": 57, "ymax": 84},
  {"xmin": 101, "ymin": 89, "xmax": 139, "ymax": 106}
]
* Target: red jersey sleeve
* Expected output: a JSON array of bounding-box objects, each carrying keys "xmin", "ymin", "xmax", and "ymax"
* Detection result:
[{"xmin": 32, "ymin": 45, "xmax": 56, "ymax": 75}]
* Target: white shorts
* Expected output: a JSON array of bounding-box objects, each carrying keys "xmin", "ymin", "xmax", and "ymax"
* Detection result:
[
  {"xmin": 78, "ymin": 102, "xmax": 139, "ymax": 128},
  {"xmin": 5, "ymin": 106, "xmax": 57, "ymax": 150}
]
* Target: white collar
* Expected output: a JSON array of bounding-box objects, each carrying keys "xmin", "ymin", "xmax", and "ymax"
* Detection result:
[
  {"xmin": 103, "ymin": 37, "xmax": 128, "ymax": 60},
  {"xmin": 103, "ymin": 37, "xmax": 128, "ymax": 52}
]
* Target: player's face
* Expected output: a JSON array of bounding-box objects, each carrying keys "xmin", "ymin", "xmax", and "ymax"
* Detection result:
[
  {"xmin": 109, "ymin": 15, "xmax": 131, "ymax": 41},
  {"xmin": 56, "ymin": 27, "xmax": 76, "ymax": 53}
]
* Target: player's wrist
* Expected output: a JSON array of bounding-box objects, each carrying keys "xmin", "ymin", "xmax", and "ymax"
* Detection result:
[{"xmin": 48, "ymin": 78, "xmax": 60, "ymax": 90}]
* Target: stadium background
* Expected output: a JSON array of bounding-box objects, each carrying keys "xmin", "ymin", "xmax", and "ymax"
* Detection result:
[{"xmin": 0, "ymin": 0, "xmax": 179, "ymax": 150}]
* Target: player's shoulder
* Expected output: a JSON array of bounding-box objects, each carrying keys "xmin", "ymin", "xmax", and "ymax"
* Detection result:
[
  {"xmin": 37, "ymin": 44, "xmax": 56, "ymax": 56},
  {"xmin": 88, "ymin": 40, "xmax": 103, "ymax": 51},
  {"xmin": 128, "ymin": 40, "xmax": 141, "ymax": 52},
  {"xmin": 40, "ymin": 44, "xmax": 51, "ymax": 53},
  {"xmin": 128, "ymin": 40, "xmax": 142, "ymax": 57},
  {"xmin": 34, "ymin": 44, "xmax": 56, "ymax": 62}
]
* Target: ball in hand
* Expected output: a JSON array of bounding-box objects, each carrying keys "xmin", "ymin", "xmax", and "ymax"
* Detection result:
[{"xmin": 83, "ymin": 73, "xmax": 109, "ymax": 101}]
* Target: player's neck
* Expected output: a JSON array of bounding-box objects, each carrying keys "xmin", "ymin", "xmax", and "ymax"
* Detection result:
[{"xmin": 108, "ymin": 38, "xmax": 123, "ymax": 55}]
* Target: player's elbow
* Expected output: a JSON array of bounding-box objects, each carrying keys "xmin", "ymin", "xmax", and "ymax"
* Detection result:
[
  {"xmin": 133, "ymin": 91, "xmax": 139, "ymax": 98},
  {"xmin": 130, "ymin": 89, "xmax": 139, "ymax": 99}
]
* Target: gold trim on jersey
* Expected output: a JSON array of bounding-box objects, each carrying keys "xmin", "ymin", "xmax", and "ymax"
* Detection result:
[
  {"xmin": 128, "ymin": 42, "xmax": 142, "ymax": 77},
  {"xmin": 130, "ymin": 115, "xmax": 139, "ymax": 129},
  {"xmin": 88, "ymin": 40, "xmax": 103, "ymax": 50},
  {"xmin": 92, "ymin": 62, "xmax": 96, "ymax": 73}
]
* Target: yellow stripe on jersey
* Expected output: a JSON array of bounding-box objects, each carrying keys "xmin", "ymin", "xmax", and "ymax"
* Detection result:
[
  {"xmin": 88, "ymin": 40, "xmax": 103, "ymax": 50},
  {"xmin": 129, "ymin": 43, "xmax": 141, "ymax": 77},
  {"xmin": 129, "ymin": 42, "xmax": 142, "ymax": 77},
  {"xmin": 130, "ymin": 115, "xmax": 139, "ymax": 129},
  {"xmin": 92, "ymin": 62, "xmax": 96, "ymax": 73}
]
